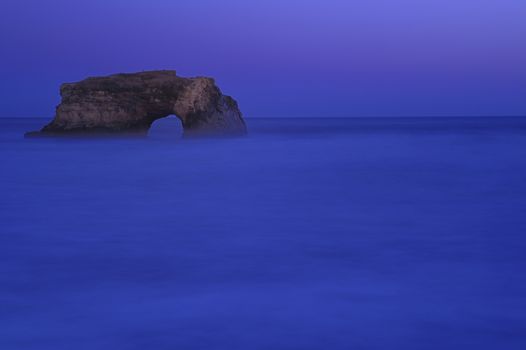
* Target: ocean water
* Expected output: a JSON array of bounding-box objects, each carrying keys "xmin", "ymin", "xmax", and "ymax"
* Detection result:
[{"xmin": 1, "ymin": 117, "xmax": 526, "ymax": 349}]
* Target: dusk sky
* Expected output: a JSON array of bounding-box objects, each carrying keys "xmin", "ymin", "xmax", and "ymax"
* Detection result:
[{"xmin": 1, "ymin": 0, "xmax": 525, "ymax": 118}]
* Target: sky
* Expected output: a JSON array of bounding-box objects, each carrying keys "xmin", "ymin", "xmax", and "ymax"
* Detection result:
[{"xmin": 0, "ymin": 0, "xmax": 525, "ymax": 118}]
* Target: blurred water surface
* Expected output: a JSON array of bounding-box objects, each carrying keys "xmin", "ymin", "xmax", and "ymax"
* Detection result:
[{"xmin": 1, "ymin": 117, "xmax": 526, "ymax": 349}]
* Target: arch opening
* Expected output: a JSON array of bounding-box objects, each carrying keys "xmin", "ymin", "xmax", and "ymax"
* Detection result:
[{"xmin": 148, "ymin": 115, "xmax": 184, "ymax": 140}]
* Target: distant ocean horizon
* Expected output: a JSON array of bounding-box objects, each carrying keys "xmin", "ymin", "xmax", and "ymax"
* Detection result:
[
  {"xmin": 3, "ymin": 115, "xmax": 526, "ymax": 119},
  {"xmin": 1, "ymin": 117, "xmax": 525, "ymax": 349}
]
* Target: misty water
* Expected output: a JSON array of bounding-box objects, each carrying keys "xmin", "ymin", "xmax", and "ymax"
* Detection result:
[{"xmin": 1, "ymin": 117, "xmax": 526, "ymax": 349}]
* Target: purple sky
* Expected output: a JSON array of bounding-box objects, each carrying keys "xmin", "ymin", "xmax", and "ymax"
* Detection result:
[{"xmin": 1, "ymin": 0, "xmax": 525, "ymax": 117}]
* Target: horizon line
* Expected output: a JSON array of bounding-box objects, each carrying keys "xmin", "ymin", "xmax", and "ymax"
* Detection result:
[{"xmin": 1, "ymin": 115, "xmax": 525, "ymax": 119}]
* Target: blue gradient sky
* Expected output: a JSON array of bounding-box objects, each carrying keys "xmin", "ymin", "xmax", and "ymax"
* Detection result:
[{"xmin": 1, "ymin": 0, "xmax": 525, "ymax": 117}]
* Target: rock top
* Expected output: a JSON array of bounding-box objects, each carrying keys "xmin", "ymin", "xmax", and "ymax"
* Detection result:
[{"xmin": 26, "ymin": 70, "xmax": 247, "ymax": 137}]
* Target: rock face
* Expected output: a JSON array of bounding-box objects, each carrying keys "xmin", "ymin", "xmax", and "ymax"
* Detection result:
[{"xmin": 27, "ymin": 70, "xmax": 247, "ymax": 137}]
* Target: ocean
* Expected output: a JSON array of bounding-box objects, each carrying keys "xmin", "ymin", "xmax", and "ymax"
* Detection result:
[{"xmin": 1, "ymin": 117, "xmax": 525, "ymax": 349}]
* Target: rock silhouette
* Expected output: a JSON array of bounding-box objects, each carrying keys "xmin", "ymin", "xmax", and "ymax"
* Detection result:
[{"xmin": 26, "ymin": 70, "xmax": 246, "ymax": 137}]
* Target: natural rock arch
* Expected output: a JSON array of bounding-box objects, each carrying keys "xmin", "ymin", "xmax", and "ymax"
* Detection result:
[{"xmin": 26, "ymin": 70, "xmax": 246, "ymax": 137}]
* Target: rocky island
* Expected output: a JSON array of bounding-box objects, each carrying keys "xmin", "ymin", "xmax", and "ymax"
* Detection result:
[{"xmin": 26, "ymin": 70, "xmax": 247, "ymax": 137}]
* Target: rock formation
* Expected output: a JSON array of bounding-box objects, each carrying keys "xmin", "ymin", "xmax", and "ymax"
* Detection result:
[{"xmin": 26, "ymin": 70, "xmax": 247, "ymax": 137}]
